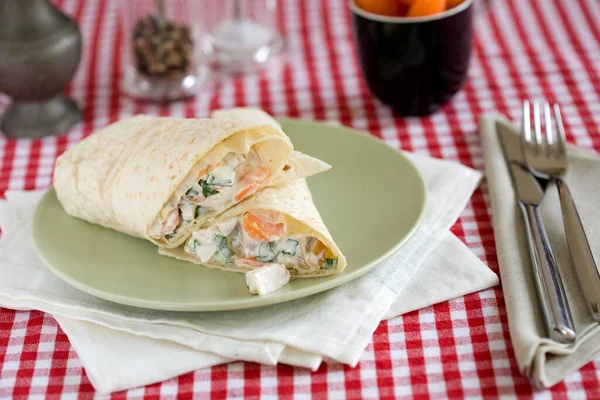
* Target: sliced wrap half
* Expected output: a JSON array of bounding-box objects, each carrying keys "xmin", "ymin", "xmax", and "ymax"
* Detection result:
[
  {"xmin": 159, "ymin": 179, "xmax": 346, "ymax": 278},
  {"xmin": 54, "ymin": 115, "xmax": 298, "ymax": 248}
]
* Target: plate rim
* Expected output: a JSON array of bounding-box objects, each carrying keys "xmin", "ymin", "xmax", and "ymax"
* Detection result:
[{"xmin": 33, "ymin": 118, "xmax": 427, "ymax": 311}]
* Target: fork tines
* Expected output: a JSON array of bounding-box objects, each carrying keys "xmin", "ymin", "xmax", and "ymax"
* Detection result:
[{"xmin": 522, "ymin": 100, "xmax": 566, "ymax": 159}]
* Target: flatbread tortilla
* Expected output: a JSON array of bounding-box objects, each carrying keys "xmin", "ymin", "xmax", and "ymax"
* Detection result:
[{"xmin": 54, "ymin": 115, "xmax": 294, "ymax": 248}]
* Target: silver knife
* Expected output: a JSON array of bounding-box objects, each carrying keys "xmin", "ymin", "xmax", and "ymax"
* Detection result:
[{"xmin": 496, "ymin": 121, "xmax": 576, "ymax": 344}]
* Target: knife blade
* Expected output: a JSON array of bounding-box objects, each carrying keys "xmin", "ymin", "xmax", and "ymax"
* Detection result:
[
  {"xmin": 496, "ymin": 121, "xmax": 547, "ymax": 200},
  {"xmin": 496, "ymin": 121, "xmax": 576, "ymax": 344}
]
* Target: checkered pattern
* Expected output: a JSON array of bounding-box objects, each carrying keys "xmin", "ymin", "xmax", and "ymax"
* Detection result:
[{"xmin": 1, "ymin": 0, "xmax": 600, "ymax": 397}]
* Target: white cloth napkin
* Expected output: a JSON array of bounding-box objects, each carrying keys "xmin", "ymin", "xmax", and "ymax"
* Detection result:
[
  {"xmin": 0, "ymin": 153, "xmax": 498, "ymax": 393},
  {"xmin": 481, "ymin": 114, "xmax": 600, "ymax": 388}
]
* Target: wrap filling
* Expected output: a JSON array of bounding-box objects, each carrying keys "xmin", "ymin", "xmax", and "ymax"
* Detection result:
[
  {"xmin": 182, "ymin": 210, "xmax": 339, "ymax": 274},
  {"xmin": 150, "ymin": 148, "xmax": 271, "ymax": 241}
]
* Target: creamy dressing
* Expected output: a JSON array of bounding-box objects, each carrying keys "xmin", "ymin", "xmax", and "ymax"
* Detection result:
[
  {"xmin": 180, "ymin": 200, "xmax": 196, "ymax": 222},
  {"xmin": 186, "ymin": 229, "xmax": 219, "ymax": 262}
]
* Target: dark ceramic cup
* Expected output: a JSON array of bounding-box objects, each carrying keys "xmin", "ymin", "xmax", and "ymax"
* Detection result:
[{"xmin": 350, "ymin": 0, "xmax": 474, "ymax": 116}]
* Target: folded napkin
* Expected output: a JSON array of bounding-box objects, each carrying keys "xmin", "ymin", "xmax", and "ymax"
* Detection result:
[
  {"xmin": 481, "ymin": 114, "xmax": 600, "ymax": 388},
  {"xmin": 0, "ymin": 152, "xmax": 498, "ymax": 393}
]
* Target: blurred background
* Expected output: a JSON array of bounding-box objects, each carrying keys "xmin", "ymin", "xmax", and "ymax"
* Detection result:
[{"xmin": 0, "ymin": 0, "xmax": 484, "ymax": 140}]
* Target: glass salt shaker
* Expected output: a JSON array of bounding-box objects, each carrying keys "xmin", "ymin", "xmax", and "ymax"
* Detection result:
[
  {"xmin": 120, "ymin": 0, "xmax": 203, "ymax": 101},
  {"xmin": 194, "ymin": 0, "xmax": 283, "ymax": 76}
]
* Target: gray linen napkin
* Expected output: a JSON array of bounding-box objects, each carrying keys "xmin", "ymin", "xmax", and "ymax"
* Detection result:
[{"xmin": 481, "ymin": 113, "xmax": 600, "ymax": 388}]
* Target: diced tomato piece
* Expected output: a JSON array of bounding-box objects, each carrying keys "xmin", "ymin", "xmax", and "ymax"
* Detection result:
[
  {"xmin": 234, "ymin": 167, "xmax": 270, "ymax": 202},
  {"xmin": 243, "ymin": 212, "xmax": 285, "ymax": 241},
  {"xmin": 235, "ymin": 181, "xmax": 260, "ymax": 202},
  {"xmin": 236, "ymin": 258, "xmax": 264, "ymax": 269}
]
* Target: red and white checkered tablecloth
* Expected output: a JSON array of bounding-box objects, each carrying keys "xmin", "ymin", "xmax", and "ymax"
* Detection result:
[{"xmin": 2, "ymin": 0, "xmax": 600, "ymax": 397}]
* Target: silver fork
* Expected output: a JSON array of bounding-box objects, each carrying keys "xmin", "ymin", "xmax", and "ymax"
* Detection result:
[
  {"xmin": 517, "ymin": 101, "xmax": 575, "ymax": 343},
  {"xmin": 522, "ymin": 101, "xmax": 600, "ymax": 322}
]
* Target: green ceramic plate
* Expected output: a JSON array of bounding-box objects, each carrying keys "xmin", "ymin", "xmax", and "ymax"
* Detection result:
[{"xmin": 33, "ymin": 119, "xmax": 427, "ymax": 311}]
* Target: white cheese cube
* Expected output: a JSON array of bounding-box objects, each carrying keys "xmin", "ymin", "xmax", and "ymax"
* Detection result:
[{"xmin": 245, "ymin": 263, "xmax": 290, "ymax": 295}]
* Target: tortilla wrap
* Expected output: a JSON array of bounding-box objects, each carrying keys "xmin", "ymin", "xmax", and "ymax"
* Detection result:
[
  {"xmin": 159, "ymin": 178, "xmax": 347, "ymax": 278},
  {"xmin": 54, "ymin": 115, "xmax": 294, "ymax": 248}
]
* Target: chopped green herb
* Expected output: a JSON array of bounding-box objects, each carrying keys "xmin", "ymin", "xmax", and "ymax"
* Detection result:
[
  {"xmin": 185, "ymin": 187, "xmax": 199, "ymax": 198},
  {"xmin": 322, "ymin": 258, "xmax": 338, "ymax": 270},
  {"xmin": 194, "ymin": 205, "xmax": 202, "ymax": 219},
  {"xmin": 188, "ymin": 239, "xmax": 200, "ymax": 252},
  {"xmin": 165, "ymin": 232, "xmax": 177, "ymax": 240},
  {"xmin": 212, "ymin": 244, "xmax": 231, "ymax": 263},
  {"xmin": 200, "ymin": 179, "xmax": 219, "ymax": 197},
  {"xmin": 257, "ymin": 241, "xmax": 277, "ymax": 262},
  {"xmin": 213, "ymin": 235, "xmax": 227, "ymax": 249},
  {"xmin": 213, "ymin": 178, "xmax": 233, "ymax": 186},
  {"xmin": 207, "ymin": 172, "xmax": 233, "ymax": 187},
  {"xmin": 281, "ymin": 239, "xmax": 299, "ymax": 256},
  {"xmin": 263, "ymin": 242, "xmax": 276, "ymax": 253},
  {"xmin": 212, "ymin": 249, "xmax": 227, "ymax": 264}
]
